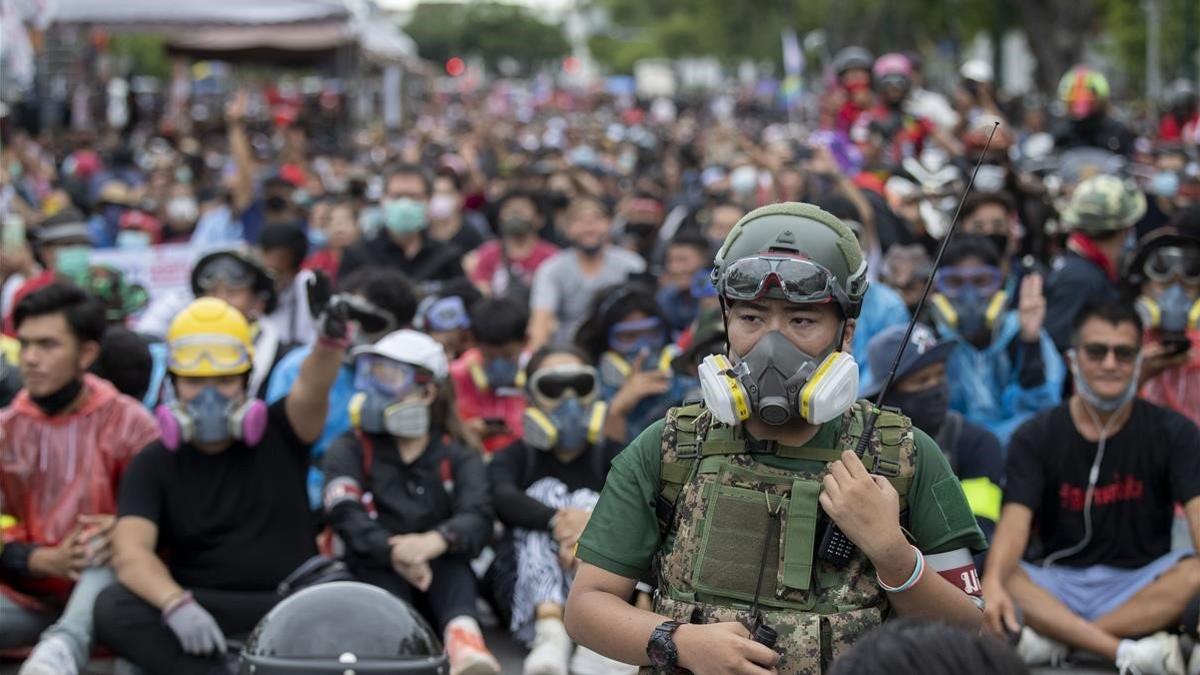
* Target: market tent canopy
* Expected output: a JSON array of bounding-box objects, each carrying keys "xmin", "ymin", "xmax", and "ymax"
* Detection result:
[
  {"xmin": 49, "ymin": 0, "xmax": 416, "ymax": 64},
  {"xmin": 50, "ymin": 0, "xmax": 350, "ymax": 27}
]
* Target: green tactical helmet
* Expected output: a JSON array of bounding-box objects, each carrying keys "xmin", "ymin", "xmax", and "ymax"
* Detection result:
[
  {"xmin": 712, "ymin": 202, "xmax": 869, "ymax": 318},
  {"xmin": 1060, "ymin": 174, "xmax": 1147, "ymax": 234}
]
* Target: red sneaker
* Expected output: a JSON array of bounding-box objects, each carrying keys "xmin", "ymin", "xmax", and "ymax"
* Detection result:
[{"xmin": 445, "ymin": 622, "xmax": 500, "ymax": 675}]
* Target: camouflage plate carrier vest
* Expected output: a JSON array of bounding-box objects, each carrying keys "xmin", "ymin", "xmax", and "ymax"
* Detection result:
[{"xmin": 647, "ymin": 400, "xmax": 916, "ymax": 675}]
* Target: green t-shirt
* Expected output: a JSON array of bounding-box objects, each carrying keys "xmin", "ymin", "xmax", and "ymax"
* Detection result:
[{"xmin": 577, "ymin": 413, "xmax": 989, "ymax": 580}]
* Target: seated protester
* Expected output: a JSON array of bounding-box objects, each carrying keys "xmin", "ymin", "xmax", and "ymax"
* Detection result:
[
  {"xmin": 266, "ymin": 268, "xmax": 417, "ymax": 509},
  {"xmin": 959, "ymin": 191, "xmax": 1046, "ymax": 311},
  {"xmin": 654, "ymin": 232, "xmax": 712, "ymax": 335},
  {"xmin": 488, "ymin": 347, "xmax": 634, "ymax": 675},
  {"xmin": 466, "ymin": 190, "xmax": 559, "ymax": 303},
  {"xmin": 302, "ymin": 198, "xmax": 361, "ymax": 284},
  {"xmin": 322, "ymin": 330, "xmax": 500, "ymax": 675},
  {"xmin": 0, "ymin": 283, "xmax": 159, "ymax": 675},
  {"xmin": 90, "ymin": 327, "xmax": 154, "ymax": 403},
  {"xmin": 1124, "ymin": 228, "xmax": 1200, "ymax": 428},
  {"xmin": 1043, "ymin": 175, "xmax": 1144, "ymax": 351},
  {"xmin": 416, "ymin": 279, "xmax": 483, "ymax": 362},
  {"xmin": 927, "ymin": 236, "xmax": 1064, "ymax": 444},
  {"xmin": 527, "ymin": 195, "xmax": 646, "ymax": 352},
  {"xmin": 864, "ymin": 323, "xmax": 1005, "ymax": 570},
  {"xmin": 94, "ymin": 295, "xmax": 348, "ymax": 675},
  {"xmin": 450, "ymin": 297, "xmax": 530, "ymax": 454},
  {"xmin": 574, "ymin": 283, "xmax": 695, "ymax": 445},
  {"xmin": 191, "ymin": 249, "xmax": 291, "ymax": 399},
  {"xmin": 427, "ymin": 167, "xmax": 492, "ymax": 255},
  {"xmin": 337, "ymin": 164, "xmax": 465, "ymax": 286},
  {"xmin": 259, "ymin": 222, "xmax": 316, "ymax": 346},
  {"xmin": 982, "ymin": 302, "xmax": 1200, "ymax": 673}
]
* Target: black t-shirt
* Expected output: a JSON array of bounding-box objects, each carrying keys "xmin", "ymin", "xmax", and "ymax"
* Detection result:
[
  {"xmin": 1004, "ymin": 399, "xmax": 1200, "ymax": 569},
  {"xmin": 488, "ymin": 440, "xmax": 622, "ymax": 531},
  {"xmin": 117, "ymin": 400, "xmax": 315, "ymax": 591}
]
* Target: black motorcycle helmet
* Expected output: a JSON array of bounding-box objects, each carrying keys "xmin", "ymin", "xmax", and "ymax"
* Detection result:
[{"xmin": 238, "ymin": 582, "xmax": 449, "ymax": 674}]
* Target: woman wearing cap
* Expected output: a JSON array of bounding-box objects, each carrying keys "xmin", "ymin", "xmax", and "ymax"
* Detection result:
[
  {"xmin": 487, "ymin": 346, "xmax": 633, "ymax": 675},
  {"xmin": 322, "ymin": 329, "xmax": 500, "ymax": 675}
]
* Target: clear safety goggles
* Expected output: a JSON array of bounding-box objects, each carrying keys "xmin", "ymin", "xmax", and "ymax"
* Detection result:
[
  {"xmin": 1144, "ymin": 247, "xmax": 1200, "ymax": 284},
  {"xmin": 528, "ymin": 364, "xmax": 598, "ymax": 407},
  {"xmin": 720, "ymin": 255, "xmax": 846, "ymax": 306},
  {"xmin": 935, "ymin": 265, "xmax": 1003, "ymax": 298},
  {"xmin": 353, "ymin": 354, "xmax": 431, "ymax": 399},
  {"xmin": 168, "ymin": 334, "xmax": 252, "ymax": 373},
  {"xmin": 195, "ymin": 256, "xmax": 256, "ymax": 291},
  {"xmin": 421, "ymin": 295, "xmax": 470, "ymax": 332},
  {"xmin": 607, "ymin": 317, "xmax": 665, "ymax": 353}
]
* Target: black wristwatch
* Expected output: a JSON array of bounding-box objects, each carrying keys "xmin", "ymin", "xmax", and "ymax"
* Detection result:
[{"xmin": 646, "ymin": 620, "xmax": 683, "ymax": 670}]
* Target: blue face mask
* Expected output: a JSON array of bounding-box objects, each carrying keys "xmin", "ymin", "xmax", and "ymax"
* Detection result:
[
  {"xmin": 483, "ymin": 357, "xmax": 520, "ymax": 389},
  {"xmin": 186, "ymin": 387, "xmax": 235, "ymax": 445},
  {"xmin": 308, "ymin": 227, "xmax": 329, "ymax": 249},
  {"xmin": 1150, "ymin": 171, "xmax": 1180, "ymax": 198},
  {"xmin": 1157, "ymin": 283, "xmax": 1195, "ymax": 334},
  {"xmin": 383, "ymin": 198, "xmax": 427, "ymax": 235},
  {"xmin": 116, "ymin": 230, "xmax": 152, "ymax": 249},
  {"xmin": 548, "ymin": 397, "xmax": 589, "ymax": 451}
]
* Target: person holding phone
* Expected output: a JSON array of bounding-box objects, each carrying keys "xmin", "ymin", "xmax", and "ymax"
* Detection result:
[{"xmin": 1124, "ymin": 226, "xmax": 1200, "ymax": 428}]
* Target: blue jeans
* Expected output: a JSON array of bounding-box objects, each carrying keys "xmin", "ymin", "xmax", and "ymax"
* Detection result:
[{"xmin": 0, "ymin": 567, "xmax": 115, "ymax": 668}]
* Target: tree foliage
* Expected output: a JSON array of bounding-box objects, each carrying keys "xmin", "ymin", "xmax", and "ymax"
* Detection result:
[
  {"xmin": 587, "ymin": 0, "xmax": 1195, "ymax": 92},
  {"xmin": 405, "ymin": 2, "xmax": 571, "ymax": 75}
]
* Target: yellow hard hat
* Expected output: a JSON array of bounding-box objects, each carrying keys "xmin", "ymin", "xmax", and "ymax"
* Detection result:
[{"xmin": 166, "ymin": 297, "xmax": 254, "ymax": 377}]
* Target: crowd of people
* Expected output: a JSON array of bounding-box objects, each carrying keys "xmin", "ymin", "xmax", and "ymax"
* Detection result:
[{"xmin": 0, "ymin": 44, "xmax": 1199, "ymax": 675}]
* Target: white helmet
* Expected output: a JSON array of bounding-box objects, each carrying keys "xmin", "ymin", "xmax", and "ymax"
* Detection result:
[{"xmin": 351, "ymin": 329, "xmax": 449, "ymax": 380}]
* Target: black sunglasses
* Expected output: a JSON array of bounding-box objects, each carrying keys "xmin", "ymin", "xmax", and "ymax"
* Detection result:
[{"xmin": 1080, "ymin": 342, "xmax": 1138, "ymax": 364}]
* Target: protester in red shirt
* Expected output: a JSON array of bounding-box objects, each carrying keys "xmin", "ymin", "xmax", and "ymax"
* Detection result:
[
  {"xmin": 450, "ymin": 297, "xmax": 530, "ymax": 454},
  {"xmin": 303, "ymin": 198, "xmax": 361, "ymax": 284},
  {"xmin": 467, "ymin": 191, "xmax": 558, "ymax": 304},
  {"xmin": 0, "ymin": 283, "xmax": 159, "ymax": 674}
]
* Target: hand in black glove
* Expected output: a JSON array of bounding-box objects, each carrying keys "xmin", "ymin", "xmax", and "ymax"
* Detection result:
[{"xmin": 306, "ymin": 270, "xmax": 350, "ymax": 343}]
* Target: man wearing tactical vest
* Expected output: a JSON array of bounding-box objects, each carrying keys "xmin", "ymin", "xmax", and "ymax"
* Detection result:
[{"xmin": 564, "ymin": 203, "xmax": 988, "ymax": 675}]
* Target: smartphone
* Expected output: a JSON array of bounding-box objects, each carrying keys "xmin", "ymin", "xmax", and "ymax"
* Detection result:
[{"xmin": 2, "ymin": 214, "xmax": 24, "ymax": 252}]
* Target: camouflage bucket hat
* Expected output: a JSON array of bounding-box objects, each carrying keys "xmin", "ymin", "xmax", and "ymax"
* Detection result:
[{"xmin": 1060, "ymin": 174, "xmax": 1147, "ymax": 234}]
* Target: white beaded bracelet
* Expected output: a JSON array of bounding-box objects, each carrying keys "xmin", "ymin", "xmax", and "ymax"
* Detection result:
[{"xmin": 876, "ymin": 545, "xmax": 925, "ymax": 593}]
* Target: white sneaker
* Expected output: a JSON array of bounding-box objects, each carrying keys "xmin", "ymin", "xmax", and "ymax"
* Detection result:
[
  {"xmin": 570, "ymin": 645, "xmax": 638, "ymax": 675},
  {"xmin": 1116, "ymin": 632, "xmax": 1185, "ymax": 675},
  {"xmin": 523, "ymin": 618, "xmax": 572, "ymax": 675},
  {"xmin": 18, "ymin": 637, "xmax": 79, "ymax": 675},
  {"xmin": 1016, "ymin": 626, "xmax": 1070, "ymax": 666}
]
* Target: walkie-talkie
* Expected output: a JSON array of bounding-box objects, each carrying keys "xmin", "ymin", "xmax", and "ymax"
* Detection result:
[{"xmin": 817, "ymin": 123, "xmax": 1002, "ymax": 567}]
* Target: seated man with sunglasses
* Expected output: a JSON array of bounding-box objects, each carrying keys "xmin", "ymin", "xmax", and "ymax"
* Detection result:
[
  {"xmin": 983, "ymin": 301, "xmax": 1200, "ymax": 674},
  {"xmin": 266, "ymin": 268, "xmax": 418, "ymax": 509},
  {"xmin": 927, "ymin": 236, "xmax": 1064, "ymax": 445}
]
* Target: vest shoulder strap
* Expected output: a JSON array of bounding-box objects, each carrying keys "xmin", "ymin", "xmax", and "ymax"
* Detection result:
[{"xmin": 656, "ymin": 403, "xmax": 707, "ymax": 533}]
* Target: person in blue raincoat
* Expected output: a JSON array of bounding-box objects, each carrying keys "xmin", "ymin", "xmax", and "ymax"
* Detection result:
[
  {"xmin": 573, "ymin": 282, "xmax": 696, "ymax": 445},
  {"xmin": 854, "ymin": 281, "xmax": 911, "ymax": 390},
  {"xmin": 927, "ymin": 236, "xmax": 1064, "ymax": 444}
]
